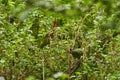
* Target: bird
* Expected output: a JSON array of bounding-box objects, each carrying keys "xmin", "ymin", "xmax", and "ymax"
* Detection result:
[
  {"xmin": 40, "ymin": 33, "xmax": 50, "ymax": 48},
  {"xmin": 70, "ymin": 48, "xmax": 83, "ymax": 59}
]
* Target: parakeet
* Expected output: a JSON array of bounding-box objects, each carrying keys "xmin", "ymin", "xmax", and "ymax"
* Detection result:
[
  {"xmin": 40, "ymin": 33, "xmax": 50, "ymax": 48},
  {"xmin": 70, "ymin": 49, "xmax": 83, "ymax": 59}
]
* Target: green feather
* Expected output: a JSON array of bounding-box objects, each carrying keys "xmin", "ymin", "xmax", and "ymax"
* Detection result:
[{"xmin": 70, "ymin": 49, "xmax": 83, "ymax": 59}]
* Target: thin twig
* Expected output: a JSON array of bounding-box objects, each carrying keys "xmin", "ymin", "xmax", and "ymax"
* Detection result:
[{"xmin": 42, "ymin": 56, "xmax": 45, "ymax": 80}]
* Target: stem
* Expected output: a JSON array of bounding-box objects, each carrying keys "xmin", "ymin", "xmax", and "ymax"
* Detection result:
[
  {"xmin": 67, "ymin": 53, "xmax": 70, "ymax": 80},
  {"xmin": 42, "ymin": 56, "xmax": 45, "ymax": 80}
]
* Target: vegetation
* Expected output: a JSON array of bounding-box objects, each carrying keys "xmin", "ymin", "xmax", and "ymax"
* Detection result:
[{"xmin": 0, "ymin": 0, "xmax": 120, "ymax": 80}]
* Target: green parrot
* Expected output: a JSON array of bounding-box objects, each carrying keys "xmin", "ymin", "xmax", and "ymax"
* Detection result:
[
  {"xmin": 70, "ymin": 49, "xmax": 83, "ymax": 59},
  {"xmin": 39, "ymin": 33, "xmax": 50, "ymax": 48}
]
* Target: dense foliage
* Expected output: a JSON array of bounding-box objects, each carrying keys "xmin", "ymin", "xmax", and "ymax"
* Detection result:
[{"xmin": 0, "ymin": 0, "xmax": 120, "ymax": 80}]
